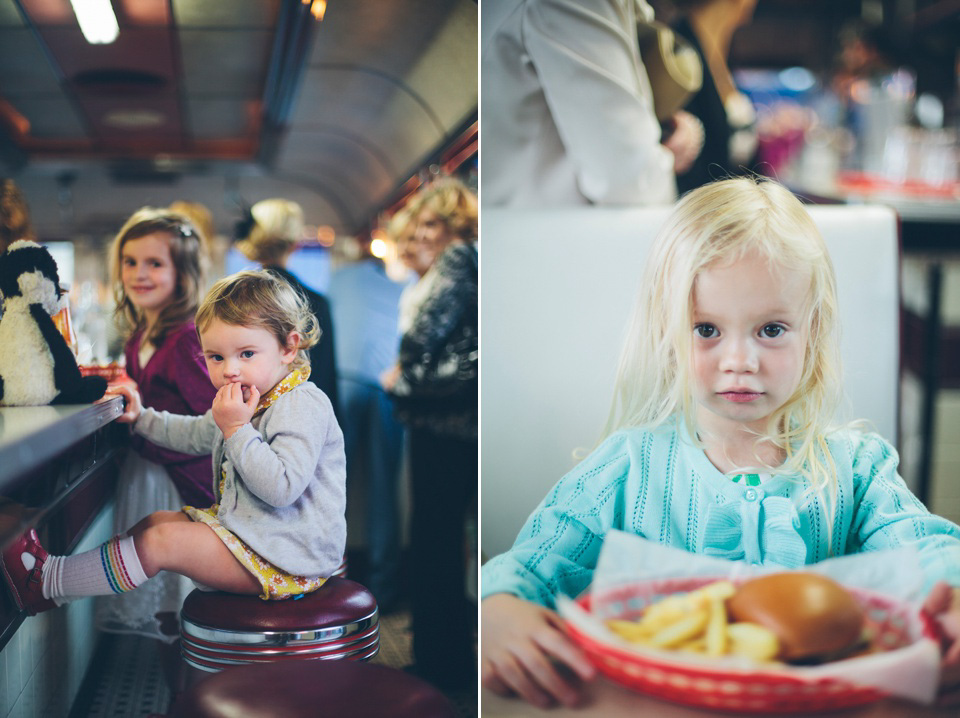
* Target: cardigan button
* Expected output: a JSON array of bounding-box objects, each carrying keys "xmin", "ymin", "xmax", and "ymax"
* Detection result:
[{"xmin": 744, "ymin": 489, "xmax": 758, "ymax": 501}]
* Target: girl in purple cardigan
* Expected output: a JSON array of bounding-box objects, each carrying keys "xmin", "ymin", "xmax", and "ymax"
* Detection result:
[{"xmin": 96, "ymin": 208, "xmax": 216, "ymax": 649}]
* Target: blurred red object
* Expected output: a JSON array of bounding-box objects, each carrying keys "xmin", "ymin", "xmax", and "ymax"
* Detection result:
[
  {"xmin": 836, "ymin": 171, "xmax": 960, "ymax": 200},
  {"xmin": 79, "ymin": 362, "xmax": 132, "ymax": 386},
  {"xmin": 51, "ymin": 305, "xmax": 78, "ymax": 354}
]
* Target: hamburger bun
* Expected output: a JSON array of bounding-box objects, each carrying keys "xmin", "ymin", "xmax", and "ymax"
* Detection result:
[{"xmin": 726, "ymin": 572, "xmax": 865, "ymax": 662}]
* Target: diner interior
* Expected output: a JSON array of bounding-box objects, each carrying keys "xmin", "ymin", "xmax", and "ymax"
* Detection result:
[{"xmin": 0, "ymin": 0, "xmax": 959, "ymax": 715}]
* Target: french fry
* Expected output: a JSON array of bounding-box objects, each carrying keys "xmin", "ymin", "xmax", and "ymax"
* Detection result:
[
  {"xmin": 704, "ymin": 597, "xmax": 728, "ymax": 656},
  {"xmin": 639, "ymin": 595, "xmax": 689, "ymax": 628},
  {"xmin": 726, "ymin": 622, "xmax": 780, "ymax": 661},
  {"xmin": 676, "ymin": 636, "xmax": 707, "ymax": 654},
  {"xmin": 607, "ymin": 618, "xmax": 653, "ymax": 642},
  {"xmin": 693, "ymin": 580, "xmax": 735, "ymax": 603},
  {"xmin": 603, "ymin": 580, "xmax": 780, "ymax": 662},
  {"xmin": 648, "ymin": 609, "xmax": 709, "ymax": 648}
]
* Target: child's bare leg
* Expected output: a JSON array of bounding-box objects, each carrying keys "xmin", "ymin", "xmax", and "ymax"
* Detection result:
[
  {"xmin": 3, "ymin": 514, "xmax": 260, "ymax": 614},
  {"xmin": 122, "ymin": 510, "xmax": 186, "ymax": 539},
  {"xmin": 132, "ymin": 514, "xmax": 261, "ymax": 595}
]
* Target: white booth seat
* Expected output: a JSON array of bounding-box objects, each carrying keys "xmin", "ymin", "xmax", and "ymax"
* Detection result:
[{"xmin": 481, "ymin": 205, "xmax": 901, "ymax": 558}]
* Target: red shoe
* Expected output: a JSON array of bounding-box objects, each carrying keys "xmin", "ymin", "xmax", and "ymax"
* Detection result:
[{"xmin": 1, "ymin": 529, "xmax": 56, "ymax": 615}]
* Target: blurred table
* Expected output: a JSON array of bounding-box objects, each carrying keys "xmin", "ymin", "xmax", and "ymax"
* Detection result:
[
  {"xmin": 791, "ymin": 172, "xmax": 960, "ymax": 253},
  {"xmin": 481, "ymin": 680, "xmax": 959, "ymax": 717},
  {"xmin": 789, "ymin": 173, "xmax": 960, "ymax": 507}
]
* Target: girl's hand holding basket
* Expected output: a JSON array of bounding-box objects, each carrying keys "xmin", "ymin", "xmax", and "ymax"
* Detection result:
[
  {"xmin": 481, "ymin": 593, "xmax": 596, "ymax": 709},
  {"xmin": 923, "ymin": 582, "xmax": 960, "ymax": 701}
]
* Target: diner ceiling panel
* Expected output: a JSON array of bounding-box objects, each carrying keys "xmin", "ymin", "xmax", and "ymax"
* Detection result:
[
  {"xmin": 185, "ymin": 99, "xmax": 258, "ymax": 139},
  {"xmin": 403, "ymin": 5, "xmax": 479, "ymax": 128},
  {"xmin": 177, "ymin": 30, "xmax": 274, "ymax": 95},
  {"xmin": 4, "ymin": 96, "xmax": 88, "ymax": 137},
  {"xmin": 0, "ymin": 0, "xmax": 478, "ymax": 236},
  {"xmin": 289, "ymin": 66, "xmax": 448, "ymax": 178},
  {"xmin": 0, "ymin": 1, "xmax": 22, "ymax": 24},
  {"xmin": 0, "ymin": 29, "xmax": 64, "ymax": 94},
  {"xmin": 171, "ymin": 0, "xmax": 282, "ymax": 28}
]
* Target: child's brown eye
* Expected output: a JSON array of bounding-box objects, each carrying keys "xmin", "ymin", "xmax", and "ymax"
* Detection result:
[
  {"xmin": 762, "ymin": 324, "xmax": 785, "ymax": 338},
  {"xmin": 694, "ymin": 324, "xmax": 717, "ymax": 339}
]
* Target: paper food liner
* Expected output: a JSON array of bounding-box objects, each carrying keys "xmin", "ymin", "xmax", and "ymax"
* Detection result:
[{"xmin": 557, "ymin": 530, "xmax": 942, "ymax": 704}]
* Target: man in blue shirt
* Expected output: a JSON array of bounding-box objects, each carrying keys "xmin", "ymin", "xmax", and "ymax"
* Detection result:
[{"xmin": 327, "ymin": 242, "xmax": 407, "ymax": 610}]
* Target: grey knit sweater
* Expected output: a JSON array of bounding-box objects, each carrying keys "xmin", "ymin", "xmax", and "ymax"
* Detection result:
[{"xmin": 134, "ymin": 381, "xmax": 346, "ymax": 577}]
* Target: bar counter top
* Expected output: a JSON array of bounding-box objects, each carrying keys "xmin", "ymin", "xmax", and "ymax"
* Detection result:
[
  {"xmin": 0, "ymin": 397, "xmax": 126, "ymax": 649},
  {"xmin": 0, "ymin": 397, "xmax": 123, "ymax": 493}
]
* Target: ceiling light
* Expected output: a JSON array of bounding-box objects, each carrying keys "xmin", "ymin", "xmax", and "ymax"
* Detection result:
[
  {"xmin": 102, "ymin": 109, "xmax": 164, "ymax": 129},
  {"xmin": 69, "ymin": 0, "xmax": 119, "ymax": 45},
  {"xmin": 310, "ymin": 0, "xmax": 327, "ymax": 21}
]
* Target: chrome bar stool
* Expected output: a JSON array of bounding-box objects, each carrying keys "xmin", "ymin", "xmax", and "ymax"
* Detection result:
[{"xmin": 179, "ymin": 576, "xmax": 379, "ymax": 679}]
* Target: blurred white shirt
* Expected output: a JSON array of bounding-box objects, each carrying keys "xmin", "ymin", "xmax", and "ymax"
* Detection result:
[{"xmin": 481, "ymin": 0, "xmax": 676, "ymax": 207}]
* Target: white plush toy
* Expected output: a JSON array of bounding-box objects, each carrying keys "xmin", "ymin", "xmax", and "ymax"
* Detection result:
[{"xmin": 0, "ymin": 240, "xmax": 106, "ymax": 406}]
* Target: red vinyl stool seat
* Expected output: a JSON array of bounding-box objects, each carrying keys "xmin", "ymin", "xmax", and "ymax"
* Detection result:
[
  {"xmin": 169, "ymin": 660, "xmax": 458, "ymax": 718},
  {"xmin": 179, "ymin": 577, "xmax": 379, "ymax": 674}
]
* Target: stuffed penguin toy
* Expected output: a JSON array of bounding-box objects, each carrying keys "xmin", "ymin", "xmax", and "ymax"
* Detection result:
[{"xmin": 0, "ymin": 240, "xmax": 107, "ymax": 406}]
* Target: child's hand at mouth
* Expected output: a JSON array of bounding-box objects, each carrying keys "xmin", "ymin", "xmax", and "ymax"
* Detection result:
[{"xmin": 212, "ymin": 381, "xmax": 260, "ymax": 439}]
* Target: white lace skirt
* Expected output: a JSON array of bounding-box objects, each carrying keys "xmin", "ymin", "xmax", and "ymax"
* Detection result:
[{"xmin": 95, "ymin": 450, "xmax": 194, "ymax": 643}]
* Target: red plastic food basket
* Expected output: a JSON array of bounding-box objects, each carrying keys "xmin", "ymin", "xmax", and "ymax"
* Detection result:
[{"xmin": 564, "ymin": 576, "xmax": 936, "ymax": 713}]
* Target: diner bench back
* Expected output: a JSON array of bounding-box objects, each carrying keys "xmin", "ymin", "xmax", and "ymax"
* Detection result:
[{"xmin": 481, "ymin": 205, "xmax": 900, "ymax": 558}]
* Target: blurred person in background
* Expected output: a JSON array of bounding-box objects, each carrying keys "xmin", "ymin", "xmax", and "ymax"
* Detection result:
[
  {"xmin": 668, "ymin": 0, "xmax": 760, "ymax": 193},
  {"xmin": 0, "ymin": 180, "xmax": 36, "ymax": 322},
  {"xmin": 381, "ymin": 178, "xmax": 478, "ymax": 690},
  {"xmin": 392, "ymin": 206, "xmax": 438, "ymax": 335},
  {"xmin": 169, "ymin": 200, "xmax": 215, "ymax": 258},
  {"xmin": 327, "ymin": 234, "xmax": 406, "ymax": 612},
  {"xmin": 482, "ymin": 0, "xmax": 703, "ymax": 206},
  {"xmin": 831, "ymin": 20, "xmax": 899, "ymax": 116},
  {"xmin": 1, "ymin": 179, "xmax": 34, "ymax": 256},
  {"xmin": 236, "ymin": 198, "xmax": 340, "ymax": 419},
  {"xmin": 169, "ymin": 200, "xmax": 217, "ymax": 283}
]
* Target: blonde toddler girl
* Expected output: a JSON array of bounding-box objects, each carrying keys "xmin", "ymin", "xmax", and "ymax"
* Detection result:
[
  {"xmin": 480, "ymin": 177, "xmax": 960, "ymax": 707},
  {"xmin": 2, "ymin": 270, "xmax": 345, "ymax": 611}
]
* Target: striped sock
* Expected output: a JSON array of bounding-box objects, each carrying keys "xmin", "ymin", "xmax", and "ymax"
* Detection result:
[{"xmin": 42, "ymin": 535, "xmax": 149, "ymax": 601}]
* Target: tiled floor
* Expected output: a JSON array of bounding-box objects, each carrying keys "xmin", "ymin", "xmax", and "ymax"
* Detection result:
[
  {"xmin": 69, "ymin": 632, "xmax": 169, "ymax": 717},
  {"xmin": 68, "ymin": 608, "xmax": 478, "ymax": 717}
]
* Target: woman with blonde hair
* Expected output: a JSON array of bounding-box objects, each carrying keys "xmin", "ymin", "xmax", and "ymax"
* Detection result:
[
  {"xmin": 236, "ymin": 198, "xmax": 339, "ymax": 417},
  {"xmin": 383, "ymin": 177, "xmax": 478, "ymax": 690}
]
